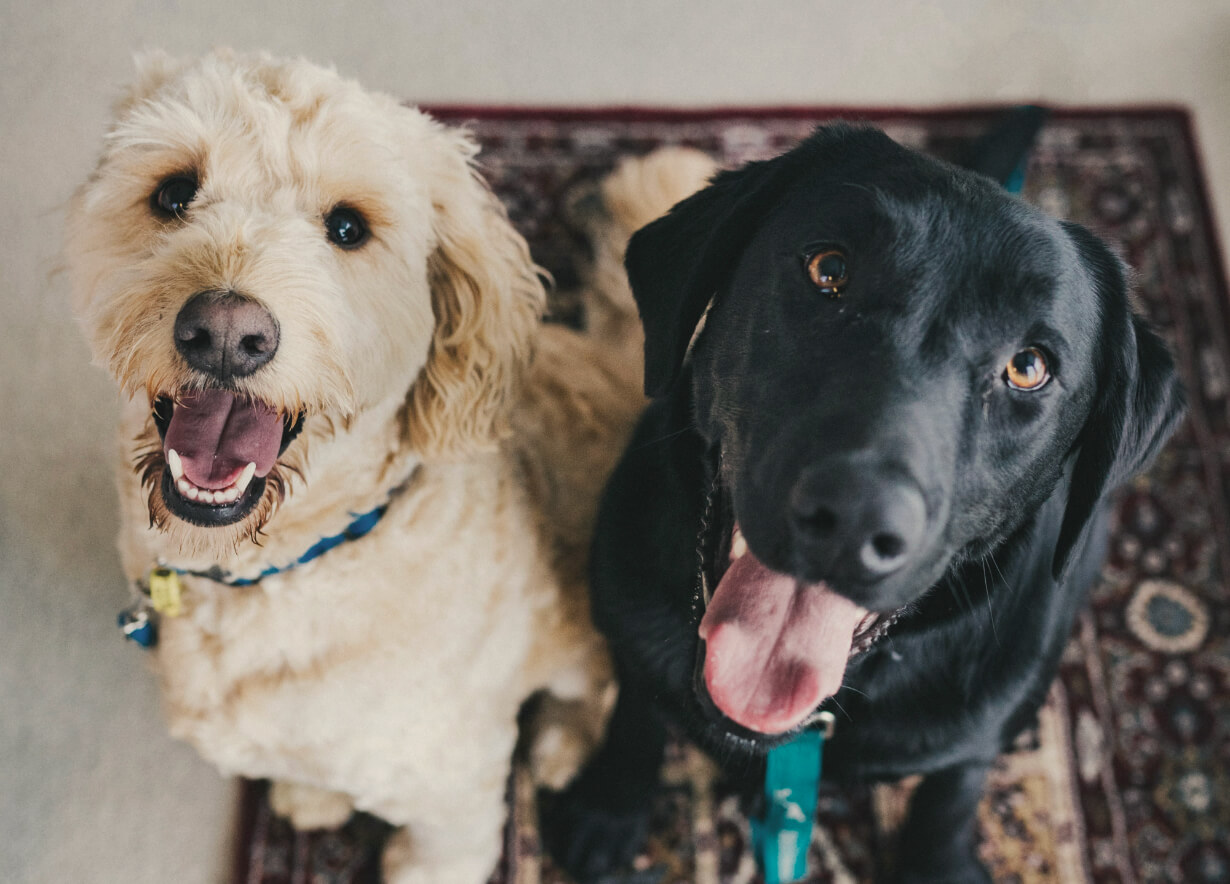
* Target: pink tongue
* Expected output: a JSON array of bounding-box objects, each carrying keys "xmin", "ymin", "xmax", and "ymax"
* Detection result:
[
  {"xmin": 698, "ymin": 535, "xmax": 867, "ymax": 734},
  {"xmin": 163, "ymin": 390, "xmax": 283, "ymax": 489}
]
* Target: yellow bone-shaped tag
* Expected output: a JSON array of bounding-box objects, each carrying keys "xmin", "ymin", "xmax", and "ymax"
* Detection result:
[{"xmin": 148, "ymin": 568, "xmax": 183, "ymax": 617}]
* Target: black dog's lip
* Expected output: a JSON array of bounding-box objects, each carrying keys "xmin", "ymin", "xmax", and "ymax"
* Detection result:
[{"xmin": 151, "ymin": 393, "xmax": 304, "ymax": 526}]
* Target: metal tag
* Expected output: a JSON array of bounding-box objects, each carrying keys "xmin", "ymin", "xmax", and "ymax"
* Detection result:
[{"xmin": 148, "ymin": 567, "xmax": 183, "ymax": 617}]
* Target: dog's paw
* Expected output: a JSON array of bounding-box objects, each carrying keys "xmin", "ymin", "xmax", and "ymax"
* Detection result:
[
  {"xmin": 381, "ymin": 827, "xmax": 500, "ymax": 884},
  {"xmin": 539, "ymin": 783, "xmax": 651, "ymax": 882},
  {"xmin": 268, "ymin": 781, "xmax": 354, "ymax": 830}
]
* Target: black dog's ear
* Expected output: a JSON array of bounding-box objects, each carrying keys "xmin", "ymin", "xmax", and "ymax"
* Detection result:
[
  {"xmin": 625, "ymin": 159, "xmax": 779, "ymax": 396},
  {"xmin": 956, "ymin": 105, "xmax": 1048, "ymax": 189},
  {"xmin": 1052, "ymin": 222, "xmax": 1186, "ymax": 578}
]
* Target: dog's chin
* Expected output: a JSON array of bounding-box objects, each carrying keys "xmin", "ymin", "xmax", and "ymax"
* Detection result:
[{"xmin": 159, "ymin": 468, "xmax": 268, "ymax": 527}]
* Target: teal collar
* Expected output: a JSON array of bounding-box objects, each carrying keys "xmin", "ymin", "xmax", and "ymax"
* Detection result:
[{"xmin": 752, "ymin": 712, "xmax": 835, "ymax": 883}]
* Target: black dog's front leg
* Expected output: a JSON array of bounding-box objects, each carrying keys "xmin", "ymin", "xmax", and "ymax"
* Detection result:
[
  {"xmin": 893, "ymin": 762, "xmax": 992, "ymax": 884},
  {"xmin": 541, "ymin": 677, "xmax": 667, "ymax": 881}
]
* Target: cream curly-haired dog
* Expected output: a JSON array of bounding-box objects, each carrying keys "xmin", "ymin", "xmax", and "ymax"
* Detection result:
[{"xmin": 66, "ymin": 50, "xmax": 715, "ymax": 883}]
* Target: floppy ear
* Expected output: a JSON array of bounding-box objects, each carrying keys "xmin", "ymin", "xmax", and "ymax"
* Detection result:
[
  {"xmin": 1052, "ymin": 222, "xmax": 1186, "ymax": 578},
  {"xmin": 624, "ymin": 159, "xmax": 780, "ymax": 396},
  {"xmin": 405, "ymin": 122, "xmax": 546, "ymax": 458}
]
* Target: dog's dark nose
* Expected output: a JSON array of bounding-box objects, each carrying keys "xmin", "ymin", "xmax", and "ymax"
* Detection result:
[
  {"xmin": 174, "ymin": 291, "xmax": 279, "ymax": 381},
  {"xmin": 789, "ymin": 460, "xmax": 927, "ymax": 583}
]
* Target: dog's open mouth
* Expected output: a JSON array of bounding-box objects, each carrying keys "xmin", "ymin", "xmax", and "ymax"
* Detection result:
[
  {"xmin": 151, "ymin": 391, "xmax": 303, "ymax": 527},
  {"xmin": 693, "ymin": 479, "xmax": 900, "ymax": 737}
]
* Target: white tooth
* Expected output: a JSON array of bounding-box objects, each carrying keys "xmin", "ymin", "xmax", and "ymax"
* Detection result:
[
  {"xmin": 731, "ymin": 532, "xmax": 748, "ymax": 561},
  {"xmin": 200, "ymin": 489, "xmax": 216, "ymax": 504},
  {"xmin": 221, "ymin": 487, "xmax": 238, "ymax": 503},
  {"xmin": 184, "ymin": 485, "xmax": 200, "ymax": 501},
  {"xmin": 167, "ymin": 449, "xmax": 184, "ymax": 481},
  {"xmin": 236, "ymin": 462, "xmax": 257, "ymax": 493},
  {"xmin": 177, "ymin": 478, "xmax": 192, "ymax": 496}
]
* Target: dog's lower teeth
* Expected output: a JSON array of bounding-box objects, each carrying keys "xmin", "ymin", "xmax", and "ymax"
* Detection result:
[{"xmin": 173, "ymin": 469, "xmax": 247, "ymax": 506}]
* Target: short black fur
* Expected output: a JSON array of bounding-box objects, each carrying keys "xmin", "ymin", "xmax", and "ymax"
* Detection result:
[{"xmin": 544, "ymin": 119, "xmax": 1184, "ymax": 882}]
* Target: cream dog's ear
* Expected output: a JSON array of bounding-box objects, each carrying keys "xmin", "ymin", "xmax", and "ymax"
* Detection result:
[{"xmin": 406, "ymin": 122, "xmax": 546, "ymax": 458}]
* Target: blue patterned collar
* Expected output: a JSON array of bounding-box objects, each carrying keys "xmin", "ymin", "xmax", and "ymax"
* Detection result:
[
  {"xmin": 170, "ymin": 500, "xmax": 392, "ymax": 587},
  {"xmin": 119, "ymin": 468, "xmax": 420, "ymax": 648}
]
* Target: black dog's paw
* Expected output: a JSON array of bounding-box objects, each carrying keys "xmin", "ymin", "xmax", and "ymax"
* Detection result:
[{"xmin": 539, "ymin": 784, "xmax": 651, "ymax": 882}]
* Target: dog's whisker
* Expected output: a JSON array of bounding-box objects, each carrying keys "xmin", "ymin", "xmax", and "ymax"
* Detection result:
[
  {"xmin": 828, "ymin": 695, "xmax": 853, "ymax": 722},
  {"xmin": 839, "ymin": 684, "xmax": 869, "ymax": 700},
  {"xmin": 983, "ymin": 552, "xmax": 1004, "ymax": 642},
  {"xmin": 629, "ymin": 423, "xmax": 698, "ymax": 451},
  {"xmin": 949, "ymin": 569, "xmax": 975, "ymax": 618}
]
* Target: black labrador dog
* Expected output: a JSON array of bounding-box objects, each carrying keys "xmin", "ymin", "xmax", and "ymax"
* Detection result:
[{"xmin": 545, "ymin": 122, "xmax": 1184, "ymax": 882}]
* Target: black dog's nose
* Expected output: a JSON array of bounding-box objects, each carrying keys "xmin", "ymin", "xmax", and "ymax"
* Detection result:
[
  {"xmin": 174, "ymin": 291, "xmax": 279, "ymax": 381},
  {"xmin": 789, "ymin": 460, "xmax": 927, "ymax": 582}
]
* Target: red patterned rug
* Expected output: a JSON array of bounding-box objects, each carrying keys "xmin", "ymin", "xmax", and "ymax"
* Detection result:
[{"xmin": 233, "ymin": 108, "xmax": 1230, "ymax": 884}]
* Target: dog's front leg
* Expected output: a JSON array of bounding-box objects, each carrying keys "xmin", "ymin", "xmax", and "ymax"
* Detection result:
[
  {"xmin": 540, "ymin": 677, "xmax": 667, "ymax": 881},
  {"xmin": 379, "ymin": 774, "xmax": 510, "ymax": 884},
  {"xmin": 892, "ymin": 762, "xmax": 992, "ymax": 884}
]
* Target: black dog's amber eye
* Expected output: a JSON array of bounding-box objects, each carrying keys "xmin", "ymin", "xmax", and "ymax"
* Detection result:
[
  {"xmin": 325, "ymin": 207, "xmax": 369, "ymax": 249},
  {"xmin": 1004, "ymin": 348, "xmax": 1050, "ymax": 390},
  {"xmin": 805, "ymin": 249, "xmax": 849, "ymax": 296},
  {"xmin": 151, "ymin": 176, "xmax": 198, "ymax": 217}
]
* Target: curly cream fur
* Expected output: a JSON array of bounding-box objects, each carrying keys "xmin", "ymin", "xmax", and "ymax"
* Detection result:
[
  {"xmin": 411, "ymin": 165, "xmax": 544, "ymax": 458},
  {"xmin": 66, "ymin": 49, "xmax": 715, "ymax": 884}
]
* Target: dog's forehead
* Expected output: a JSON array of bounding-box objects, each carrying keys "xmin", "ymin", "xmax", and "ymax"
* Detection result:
[
  {"xmin": 730, "ymin": 165, "xmax": 1105, "ymax": 373},
  {"xmin": 762, "ymin": 169, "xmax": 1076, "ymax": 311},
  {"xmin": 102, "ymin": 59, "xmax": 431, "ymax": 206}
]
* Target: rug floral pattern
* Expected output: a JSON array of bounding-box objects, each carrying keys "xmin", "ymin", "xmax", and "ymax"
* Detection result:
[{"xmin": 235, "ymin": 109, "xmax": 1230, "ymax": 884}]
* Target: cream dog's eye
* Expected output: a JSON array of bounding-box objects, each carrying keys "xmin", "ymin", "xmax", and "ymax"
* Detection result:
[
  {"xmin": 325, "ymin": 206, "xmax": 369, "ymax": 249},
  {"xmin": 151, "ymin": 176, "xmax": 198, "ymax": 218}
]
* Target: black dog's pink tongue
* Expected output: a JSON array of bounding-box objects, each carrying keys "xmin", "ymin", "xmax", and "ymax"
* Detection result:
[
  {"xmin": 164, "ymin": 390, "xmax": 282, "ymax": 489},
  {"xmin": 698, "ymin": 534, "xmax": 867, "ymax": 734}
]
